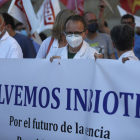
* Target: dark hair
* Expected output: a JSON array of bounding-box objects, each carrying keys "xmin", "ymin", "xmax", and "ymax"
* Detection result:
[
  {"xmin": 111, "ymin": 24, "xmax": 135, "ymax": 51},
  {"xmin": 2, "ymin": 13, "xmax": 15, "ymax": 29},
  {"xmin": 15, "ymin": 22, "xmax": 23, "ymax": 29},
  {"xmin": 64, "ymin": 15, "xmax": 87, "ymax": 31},
  {"xmin": 121, "ymin": 14, "xmax": 135, "ymax": 23}
]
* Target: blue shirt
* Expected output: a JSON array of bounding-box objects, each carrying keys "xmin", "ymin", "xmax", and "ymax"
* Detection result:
[
  {"xmin": 134, "ymin": 34, "xmax": 140, "ymax": 60},
  {"xmin": 30, "ymin": 38, "xmax": 40, "ymax": 53},
  {"xmin": 13, "ymin": 33, "xmax": 36, "ymax": 58}
]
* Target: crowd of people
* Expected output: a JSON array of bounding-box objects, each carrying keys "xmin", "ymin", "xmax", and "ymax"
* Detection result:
[{"xmin": 0, "ymin": 0, "xmax": 139, "ymax": 62}]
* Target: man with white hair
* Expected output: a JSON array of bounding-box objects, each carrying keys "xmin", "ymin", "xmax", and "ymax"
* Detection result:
[{"xmin": 0, "ymin": 14, "xmax": 23, "ymax": 58}]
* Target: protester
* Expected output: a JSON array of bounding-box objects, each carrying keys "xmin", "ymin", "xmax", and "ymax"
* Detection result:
[
  {"xmin": 98, "ymin": 0, "xmax": 111, "ymax": 35},
  {"xmin": 15, "ymin": 21, "xmax": 40, "ymax": 54},
  {"xmin": 0, "ymin": 14, "xmax": 23, "ymax": 58},
  {"xmin": 111, "ymin": 24, "xmax": 138, "ymax": 61},
  {"xmin": 83, "ymin": 12, "xmax": 116, "ymax": 59},
  {"xmin": 2, "ymin": 13, "xmax": 36, "ymax": 58},
  {"xmin": 121, "ymin": 14, "xmax": 140, "ymax": 60},
  {"xmin": 47, "ymin": 15, "xmax": 103, "ymax": 61},
  {"xmin": 14, "ymin": 22, "xmax": 23, "ymax": 34},
  {"xmin": 36, "ymin": 9, "xmax": 76, "ymax": 58}
]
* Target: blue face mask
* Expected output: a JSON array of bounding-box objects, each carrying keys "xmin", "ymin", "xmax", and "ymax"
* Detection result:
[
  {"xmin": 88, "ymin": 22, "xmax": 98, "ymax": 33},
  {"xmin": 21, "ymin": 30, "xmax": 28, "ymax": 36}
]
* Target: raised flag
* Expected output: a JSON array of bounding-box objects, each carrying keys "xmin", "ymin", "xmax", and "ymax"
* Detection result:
[
  {"xmin": 117, "ymin": 5, "xmax": 140, "ymax": 27},
  {"xmin": 120, "ymin": 0, "xmax": 140, "ymax": 14},
  {"xmin": 60, "ymin": 0, "xmax": 85, "ymax": 16},
  {"xmin": 67, "ymin": 0, "xmax": 85, "ymax": 16},
  {"xmin": 0, "ymin": 0, "xmax": 10, "ymax": 8},
  {"xmin": 8, "ymin": 0, "xmax": 42, "ymax": 45},
  {"xmin": 59, "ymin": 0, "xmax": 67, "ymax": 6},
  {"xmin": 103, "ymin": 0, "xmax": 113, "ymax": 13},
  {"xmin": 37, "ymin": 0, "xmax": 60, "ymax": 34}
]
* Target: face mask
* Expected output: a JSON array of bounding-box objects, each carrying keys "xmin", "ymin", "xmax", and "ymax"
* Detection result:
[
  {"xmin": 88, "ymin": 22, "xmax": 98, "ymax": 33},
  {"xmin": 21, "ymin": 30, "xmax": 28, "ymax": 36},
  {"xmin": 66, "ymin": 34, "xmax": 83, "ymax": 48}
]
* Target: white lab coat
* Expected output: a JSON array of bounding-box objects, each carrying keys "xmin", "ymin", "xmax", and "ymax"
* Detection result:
[
  {"xmin": 46, "ymin": 41, "xmax": 98, "ymax": 59},
  {"xmin": 36, "ymin": 37, "xmax": 59, "ymax": 58},
  {"xmin": 0, "ymin": 31, "xmax": 23, "ymax": 58},
  {"xmin": 118, "ymin": 50, "xmax": 139, "ymax": 61}
]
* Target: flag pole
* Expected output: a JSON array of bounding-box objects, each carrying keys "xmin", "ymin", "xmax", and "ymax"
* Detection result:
[
  {"xmin": 105, "ymin": 0, "xmax": 119, "ymax": 18},
  {"xmin": 75, "ymin": 0, "xmax": 78, "ymax": 14}
]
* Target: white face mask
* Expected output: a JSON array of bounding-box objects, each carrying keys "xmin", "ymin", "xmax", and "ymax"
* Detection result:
[{"xmin": 66, "ymin": 34, "xmax": 83, "ymax": 48}]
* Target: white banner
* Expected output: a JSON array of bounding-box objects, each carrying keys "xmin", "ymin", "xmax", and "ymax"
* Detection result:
[
  {"xmin": 37, "ymin": 0, "xmax": 60, "ymax": 33},
  {"xmin": 0, "ymin": 59, "xmax": 140, "ymax": 140}
]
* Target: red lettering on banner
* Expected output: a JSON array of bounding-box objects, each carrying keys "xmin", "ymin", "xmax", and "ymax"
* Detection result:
[
  {"xmin": 44, "ymin": 0, "xmax": 55, "ymax": 25},
  {"xmin": 15, "ymin": 0, "xmax": 32, "ymax": 32},
  {"xmin": 77, "ymin": 2, "xmax": 84, "ymax": 16}
]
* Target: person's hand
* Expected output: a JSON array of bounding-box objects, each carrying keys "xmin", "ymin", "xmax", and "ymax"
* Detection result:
[
  {"xmin": 99, "ymin": 0, "xmax": 105, "ymax": 11},
  {"xmin": 94, "ymin": 53, "xmax": 103, "ymax": 61},
  {"xmin": 122, "ymin": 57, "xmax": 130, "ymax": 63},
  {"xmin": 50, "ymin": 56, "xmax": 61, "ymax": 62}
]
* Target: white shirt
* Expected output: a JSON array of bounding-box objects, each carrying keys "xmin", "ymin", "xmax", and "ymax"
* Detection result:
[
  {"xmin": 0, "ymin": 31, "xmax": 23, "ymax": 58},
  {"xmin": 118, "ymin": 50, "xmax": 139, "ymax": 61},
  {"xmin": 36, "ymin": 37, "xmax": 59, "ymax": 58},
  {"xmin": 46, "ymin": 41, "xmax": 98, "ymax": 59}
]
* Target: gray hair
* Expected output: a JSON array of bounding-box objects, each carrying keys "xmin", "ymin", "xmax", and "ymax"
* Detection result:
[{"xmin": 111, "ymin": 24, "xmax": 135, "ymax": 51}]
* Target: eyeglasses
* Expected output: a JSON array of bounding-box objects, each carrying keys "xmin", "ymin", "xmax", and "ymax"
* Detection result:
[
  {"xmin": 86, "ymin": 19, "xmax": 99, "ymax": 24},
  {"xmin": 64, "ymin": 31, "xmax": 85, "ymax": 37},
  {"xmin": 122, "ymin": 22, "xmax": 134, "ymax": 25}
]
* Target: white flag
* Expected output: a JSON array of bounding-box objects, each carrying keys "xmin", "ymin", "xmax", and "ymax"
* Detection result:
[
  {"xmin": 8, "ymin": 0, "xmax": 42, "ymax": 45},
  {"xmin": 117, "ymin": 5, "xmax": 140, "ymax": 27},
  {"xmin": 32, "ymin": 31, "xmax": 42, "ymax": 45},
  {"xmin": 37, "ymin": 0, "xmax": 61, "ymax": 33}
]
